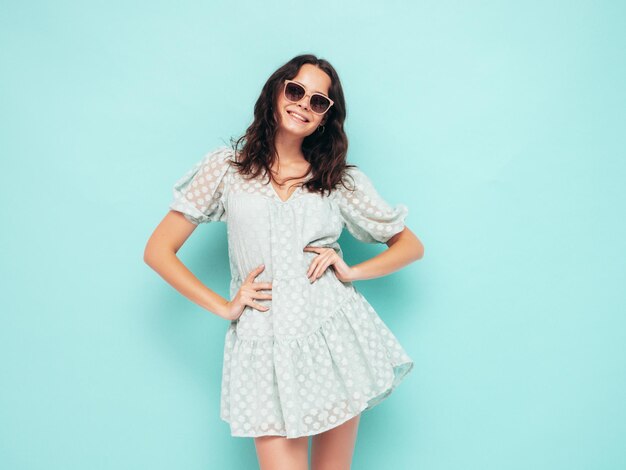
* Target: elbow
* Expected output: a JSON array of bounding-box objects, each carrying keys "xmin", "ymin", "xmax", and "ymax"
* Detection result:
[
  {"xmin": 143, "ymin": 239, "xmax": 178, "ymax": 269},
  {"xmin": 143, "ymin": 246, "xmax": 154, "ymax": 268},
  {"xmin": 143, "ymin": 241, "xmax": 160, "ymax": 268},
  {"xmin": 386, "ymin": 228, "xmax": 424, "ymax": 261},
  {"xmin": 411, "ymin": 240, "xmax": 425, "ymax": 261}
]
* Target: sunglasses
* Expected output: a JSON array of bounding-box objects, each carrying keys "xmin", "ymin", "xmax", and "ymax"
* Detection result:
[{"xmin": 283, "ymin": 79, "xmax": 334, "ymax": 115}]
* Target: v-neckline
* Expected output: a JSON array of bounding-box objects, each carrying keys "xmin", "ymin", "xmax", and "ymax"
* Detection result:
[{"xmin": 268, "ymin": 172, "xmax": 312, "ymax": 204}]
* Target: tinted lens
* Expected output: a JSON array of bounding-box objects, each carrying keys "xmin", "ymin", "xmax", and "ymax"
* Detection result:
[
  {"xmin": 285, "ymin": 82, "xmax": 305, "ymax": 102},
  {"xmin": 310, "ymin": 94, "xmax": 331, "ymax": 113}
]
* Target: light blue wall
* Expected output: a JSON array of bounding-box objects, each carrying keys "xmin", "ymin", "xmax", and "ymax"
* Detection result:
[{"xmin": 1, "ymin": 1, "xmax": 625, "ymax": 469}]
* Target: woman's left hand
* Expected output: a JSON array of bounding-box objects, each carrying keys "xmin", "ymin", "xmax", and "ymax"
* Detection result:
[{"xmin": 303, "ymin": 246, "xmax": 355, "ymax": 283}]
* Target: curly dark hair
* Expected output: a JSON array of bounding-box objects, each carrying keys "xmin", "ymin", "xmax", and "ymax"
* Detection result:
[{"xmin": 228, "ymin": 54, "xmax": 356, "ymax": 196}]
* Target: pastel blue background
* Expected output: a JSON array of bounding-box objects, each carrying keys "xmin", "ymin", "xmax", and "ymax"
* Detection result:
[{"xmin": 1, "ymin": 1, "xmax": 625, "ymax": 469}]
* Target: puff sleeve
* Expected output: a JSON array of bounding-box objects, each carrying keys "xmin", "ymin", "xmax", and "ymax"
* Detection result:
[
  {"xmin": 168, "ymin": 146, "xmax": 233, "ymax": 225},
  {"xmin": 334, "ymin": 166, "xmax": 408, "ymax": 243}
]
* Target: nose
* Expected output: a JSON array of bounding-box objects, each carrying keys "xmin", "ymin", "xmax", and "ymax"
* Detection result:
[{"xmin": 296, "ymin": 94, "xmax": 311, "ymax": 111}]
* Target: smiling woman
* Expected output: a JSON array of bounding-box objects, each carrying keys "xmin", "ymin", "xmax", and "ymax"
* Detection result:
[
  {"xmin": 168, "ymin": 143, "xmax": 414, "ymax": 432},
  {"xmin": 145, "ymin": 53, "xmax": 424, "ymax": 470}
]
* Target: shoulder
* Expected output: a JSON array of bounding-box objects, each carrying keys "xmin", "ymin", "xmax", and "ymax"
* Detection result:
[
  {"xmin": 343, "ymin": 165, "xmax": 370, "ymax": 185},
  {"xmin": 199, "ymin": 145, "xmax": 237, "ymax": 167},
  {"xmin": 187, "ymin": 146, "xmax": 237, "ymax": 182},
  {"xmin": 332, "ymin": 165, "xmax": 371, "ymax": 198}
]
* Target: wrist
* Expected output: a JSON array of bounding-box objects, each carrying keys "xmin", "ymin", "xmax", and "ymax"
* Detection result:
[
  {"xmin": 349, "ymin": 265, "xmax": 364, "ymax": 282},
  {"xmin": 214, "ymin": 299, "xmax": 231, "ymax": 320}
]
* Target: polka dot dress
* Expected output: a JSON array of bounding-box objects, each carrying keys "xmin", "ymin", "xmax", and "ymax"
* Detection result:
[{"xmin": 169, "ymin": 146, "xmax": 414, "ymax": 438}]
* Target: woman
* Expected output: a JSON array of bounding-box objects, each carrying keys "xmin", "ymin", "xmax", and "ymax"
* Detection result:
[{"xmin": 144, "ymin": 54, "xmax": 424, "ymax": 470}]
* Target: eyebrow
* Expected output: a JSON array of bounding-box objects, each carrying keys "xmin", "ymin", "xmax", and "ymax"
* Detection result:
[{"xmin": 293, "ymin": 80, "xmax": 329, "ymax": 97}]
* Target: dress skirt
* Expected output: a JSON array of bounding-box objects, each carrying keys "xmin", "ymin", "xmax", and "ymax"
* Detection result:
[{"xmin": 219, "ymin": 285, "xmax": 414, "ymax": 438}]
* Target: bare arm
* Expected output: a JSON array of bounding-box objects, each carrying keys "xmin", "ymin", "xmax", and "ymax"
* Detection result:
[
  {"xmin": 349, "ymin": 226, "xmax": 424, "ymax": 281},
  {"xmin": 143, "ymin": 210, "xmax": 230, "ymax": 319}
]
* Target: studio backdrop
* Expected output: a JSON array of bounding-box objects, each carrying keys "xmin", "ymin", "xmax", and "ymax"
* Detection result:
[{"xmin": 1, "ymin": 1, "xmax": 625, "ymax": 469}]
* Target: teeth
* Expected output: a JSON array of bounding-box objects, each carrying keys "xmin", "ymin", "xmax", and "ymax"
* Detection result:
[{"xmin": 288, "ymin": 111, "xmax": 307, "ymax": 122}]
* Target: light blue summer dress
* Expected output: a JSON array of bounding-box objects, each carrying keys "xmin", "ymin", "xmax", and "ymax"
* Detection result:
[{"xmin": 169, "ymin": 146, "xmax": 414, "ymax": 438}]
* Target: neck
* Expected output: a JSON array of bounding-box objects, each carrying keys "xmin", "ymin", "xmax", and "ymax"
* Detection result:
[{"xmin": 273, "ymin": 130, "xmax": 307, "ymax": 166}]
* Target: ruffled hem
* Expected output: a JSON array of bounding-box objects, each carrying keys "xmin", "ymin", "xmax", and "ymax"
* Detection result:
[{"xmin": 219, "ymin": 288, "xmax": 414, "ymax": 439}]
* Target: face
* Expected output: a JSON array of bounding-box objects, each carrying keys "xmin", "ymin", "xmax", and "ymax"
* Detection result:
[{"xmin": 275, "ymin": 63, "xmax": 332, "ymax": 137}]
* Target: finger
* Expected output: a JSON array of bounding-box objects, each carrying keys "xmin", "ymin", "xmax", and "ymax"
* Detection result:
[
  {"xmin": 246, "ymin": 264, "xmax": 265, "ymax": 282},
  {"xmin": 303, "ymin": 246, "xmax": 322, "ymax": 253},
  {"xmin": 312, "ymin": 260, "xmax": 331, "ymax": 281},
  {"xmin": 310, "ymin": 263, "xmax": 323, "ymax": 281},
  {"xmin": 307, "ymin": 259, "xmax": 319, "ymax": 278},
  {"xmin": 253, "ymin": 282, "xmax": 273, "ymax": 290},
  {"xmin": 309, "ymin": 252, "xmax": 332, "ymax": 276},
  {"xmin": 248, "ymin": 301, "xmax": 269, "ymax": 311},
  {"xmin": 253, "ymin": 292, "xmax": 272, "ymax": 300},
  {"xmin": 306, "ymin": 258, "xmax": 317, "ymax": 277},
  {"xmin": 309, "ymin": 261, "xmax": 323, "ymax": 280}
]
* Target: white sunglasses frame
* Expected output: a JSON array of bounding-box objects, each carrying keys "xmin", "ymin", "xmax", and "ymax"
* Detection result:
[{"xmin": 283, "ymin": 79, "xmax": 334, "ymax": 115}]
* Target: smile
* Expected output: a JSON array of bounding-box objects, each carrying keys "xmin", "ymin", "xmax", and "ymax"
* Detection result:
[{"xmin": 287, "ymin": 110, "xmax": 309, "ymax": 124}]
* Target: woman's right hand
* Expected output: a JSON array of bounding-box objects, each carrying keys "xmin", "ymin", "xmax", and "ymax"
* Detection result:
[{"xmin": 222, "ymin": 264, "xmax": 272, "ymax": 321}]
